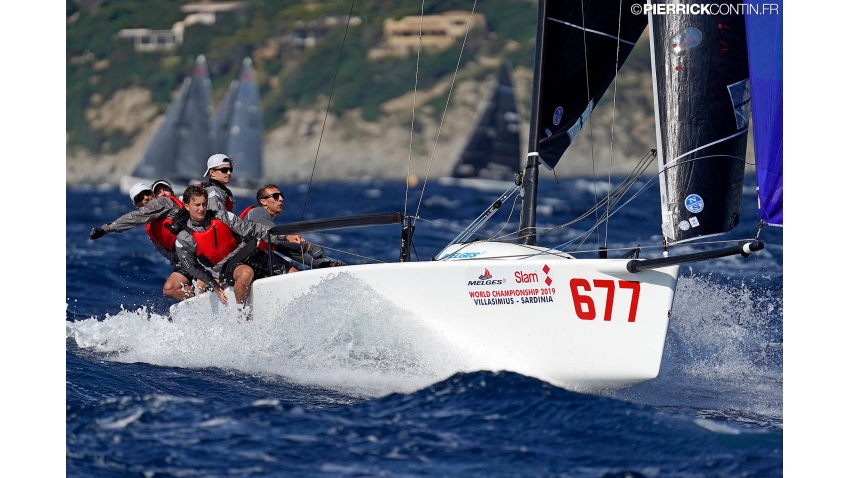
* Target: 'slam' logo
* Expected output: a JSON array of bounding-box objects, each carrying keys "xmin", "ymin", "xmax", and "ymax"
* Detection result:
[{"xmin": 479, "ymin": 268, "xmax": 492, "ymax": 280}]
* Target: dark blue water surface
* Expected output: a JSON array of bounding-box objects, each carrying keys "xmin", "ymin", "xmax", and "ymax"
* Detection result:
[{"xmin": 66, "ymin": 176, "xmax": 783, "ymax": 476}]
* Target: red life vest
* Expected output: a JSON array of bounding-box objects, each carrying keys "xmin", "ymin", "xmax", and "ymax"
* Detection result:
[
  {"xmin": 145, "ymin": 196, "xmax": 184, "ymax": 252},
  {"xmin": 200, "ymin": 181, "xmax": 233, "ymax": 212},
  {"xmin": 192, "ymin": 218, "xmax": 240, "ymax": 265},
  {"xmin": 238, "ymin": 205, "xmax": 253, "ymax": 219},
  {"xmin": 238, "ymin": 205, "xmax": 276, "ymax": 253}
]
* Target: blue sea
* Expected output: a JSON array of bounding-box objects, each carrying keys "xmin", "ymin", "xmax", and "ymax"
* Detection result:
[{"xmin": 66, "ymin": 176, "xmax": 783, "ymax": 476}]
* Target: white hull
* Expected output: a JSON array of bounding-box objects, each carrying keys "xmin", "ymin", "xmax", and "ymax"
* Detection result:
[{"xmin": 171, "ymin": 241, "xmax": 679, "ymax": 391}]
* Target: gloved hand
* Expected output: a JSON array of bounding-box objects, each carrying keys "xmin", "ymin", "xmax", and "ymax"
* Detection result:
[
  {"xmin": 90, "ymin": 227, "xmax": 106, "ymax": 240},
  {"xmin": 166, "ymin": 208, "xmax": 189, "ymax": 234}
]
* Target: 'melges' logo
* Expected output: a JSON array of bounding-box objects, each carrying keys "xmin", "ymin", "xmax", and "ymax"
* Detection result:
[{"xmin": 469, "ymin": 268, "xmax": 503, "ymax": 286}]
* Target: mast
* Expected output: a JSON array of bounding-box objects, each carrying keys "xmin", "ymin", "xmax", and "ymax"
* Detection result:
[{"xmin": 518, "ymin": 0, "xmax": 548, "ymax": 245}]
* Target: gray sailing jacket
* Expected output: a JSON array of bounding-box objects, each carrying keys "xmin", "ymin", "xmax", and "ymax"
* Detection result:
[
  {"xmin": 174, "ymin": 209, "xmax": 287, "ymax": 285},
  {"xmin": 244, "ymin": 206, "xmax": 330, "ymax": 267},
  {"xmin": 102, "ymin": 196, "xmax": 182, "ymax": 263},
  {"xmin": 204, "ymin": 183, "xmax": 233, "ymax": 213}
]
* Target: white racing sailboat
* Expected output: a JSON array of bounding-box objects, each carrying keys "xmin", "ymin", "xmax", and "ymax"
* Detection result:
[
  {"xmin": 172, "ymin": 0, "xmax": 782, "ymax": 392},
  {"xmin": 122, "ymin": 56, "xmax": 265, "ymax": 198},
  {"xmin": 121, "ymin": 55, "xmax": 213, "ymax": 195},
  {"xmin": 211, "ymin": 57, "xmax": 265, "ymax": 192}
]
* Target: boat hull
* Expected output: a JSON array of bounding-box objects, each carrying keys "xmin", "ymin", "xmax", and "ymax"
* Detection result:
[{"xmin": 235, "ymin": 242, "xmax": 680, "ymax": 392}]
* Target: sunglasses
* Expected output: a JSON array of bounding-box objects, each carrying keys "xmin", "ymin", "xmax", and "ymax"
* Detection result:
[
  {"xmin": 262, "ymin": 192, "xmax": 284, "ymax": 200},
  {"xmin": 213, "ymin": 167, "xmax": 233, "ymax": 174},
  {"xmin": 133, "ymin": 191, "xmax": 153, "ymax": 203}
]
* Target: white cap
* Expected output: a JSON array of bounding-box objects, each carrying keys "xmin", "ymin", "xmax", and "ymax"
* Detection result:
[
  {"xmin": 129, "ymin": 182, "xmax": 152, "ymax": 202},
  {"xmin": 204, "ymin": 153, "xmax": 233, "ymax": 176},
  {"xmin": 151, "ymin": 179, "xmax": 173, "ymax": 192}
]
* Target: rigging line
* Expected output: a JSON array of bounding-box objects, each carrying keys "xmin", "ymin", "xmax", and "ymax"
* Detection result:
[
  {"xmin": 413, "ymin": 0, "xmax": 479, "ymax": 224},
  {"xmin": 660, "ymin": 153, "xmax": 748, "ymax": 173},
  {"xmin": 537, "ymin": 150, "xmax": 657, "ymax": 239},
  {"xmin": 410, "ymin": 215, "xmax": 514, "ymax": 240},
  {"xmin": 578, "ymin": 0, "xmax": 601, "ymax": 253},
  {"xmin": 661, "ymin": 129, "xmax": 749, "ymax": 169},
  {"xmin": 488, "ymin": 193, "xmax": 522, "ymax": 241},
  {"xmin": 299, "ymin": 0, "xmax": 356, "ymax": 221},
  {"xmin": 547, "ymin": 18, "xmax": 637, "ymax": 45},
  {"xmin": 308, "ymin": 243, "xmax": 387, "ymax": 264},
  {"xmin": 604, "ymin": 0, "xmax": 627, "ymax": 251},
  {"xmin": 404, "ymin": 0, "xmax": 427, "ymax": 218}
]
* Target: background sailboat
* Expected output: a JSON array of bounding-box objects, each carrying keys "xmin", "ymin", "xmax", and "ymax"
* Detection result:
[
  {"xmin": 439, "ymin": 61, "xmax": 522, "ymax": 190},
  {"xmin": 211, "ymin": 57, "xmax": 264, "ymax": 191},
  {"xmin": 120, "ymin": 55, "xmax": 213, "ymax": 194}
]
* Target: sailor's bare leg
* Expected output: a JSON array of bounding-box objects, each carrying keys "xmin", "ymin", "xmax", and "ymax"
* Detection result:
[
  {"xmin": 232, "ymin": 264, "xmax": 255, "ymax": 305},
  {"xmin": 163, "ymin": 272, "xmax": 193, "ymax": 301}
]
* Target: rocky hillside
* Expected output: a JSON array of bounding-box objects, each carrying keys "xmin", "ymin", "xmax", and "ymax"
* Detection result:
[
  {"xmin": 66, "ymin": 61, "xmax": 754, "ymax": 186},
  {"xmin": 66, "ymin": 0, "xmax": 754, "ymax": 185}
]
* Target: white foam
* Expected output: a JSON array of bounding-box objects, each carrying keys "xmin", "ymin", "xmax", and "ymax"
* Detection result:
[
  {"xmin": 614, "ymin": 274, "xmax": 783, "ymax": 423},
  {"xmin": 694, "ymin": 418, "xmax": 742, "ymax": 434},
  {"xmin": 67, "ymin": 274, "xmax": 473, "ymax": 398},
  {"xmin": 97, "ymin": 410, "xmax": 144, "ymax": 430}
]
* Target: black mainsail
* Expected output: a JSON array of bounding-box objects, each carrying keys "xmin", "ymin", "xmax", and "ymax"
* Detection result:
[
  {"xmin": 450, "ymin": 62, "xmax": 521, "ymax": 181},
  {"xmin": 649, "ymin": 4, "xmax": 750, "ymax": 243},
  {"xmin": 519, "ymin": 0, "xmax": 648, "ymax": 244}
]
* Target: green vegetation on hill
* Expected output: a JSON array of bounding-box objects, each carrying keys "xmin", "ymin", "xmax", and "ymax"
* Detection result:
[{"xmin": 66, "ymin": 0, "xmax": 538, "ymax": 154}]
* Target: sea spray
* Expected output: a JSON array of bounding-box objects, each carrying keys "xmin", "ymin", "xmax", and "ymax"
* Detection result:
[
  {"xmin": 67, "ymin": 273, "xmax": 473, "ymax": 397},
  {"xmin": 614, "ymin": 274, "xmax": 783, "ymax": 424}
]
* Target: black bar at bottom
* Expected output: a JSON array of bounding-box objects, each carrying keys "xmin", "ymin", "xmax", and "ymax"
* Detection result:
[{"xmin": 626, "ymin": 241, "xmax": 764, "ymax": 273}]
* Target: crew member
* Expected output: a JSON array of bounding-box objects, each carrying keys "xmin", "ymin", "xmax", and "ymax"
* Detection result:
[
  {"xmin": 89, "ymin": 181, "xmax": 201, "ymax": 301},
  {"xmin": 168, "ymin": 154, "xmax": 236, "ymax": 234},
  {"xmin": 201, "ymin": 153, "xmax": 236, "ymax": 213},
  {"xmin": 241, "ymin": 184, "xmax": 346, "ymax": 275},
  {"xmin": 173, "ymin": 185, "xmax": 304, "ymax": 306}
]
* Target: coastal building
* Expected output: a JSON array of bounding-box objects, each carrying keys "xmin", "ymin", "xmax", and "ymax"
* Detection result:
[
  {"xmin": 117, "ymin": 1, "xmax": 249, "ymax": 52},
  {"xmin": 369, "ymin": 11, "xmax": 487, "ymax": 60}
]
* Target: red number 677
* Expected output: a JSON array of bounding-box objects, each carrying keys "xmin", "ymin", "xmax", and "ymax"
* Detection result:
[{"xmin": 569, "ymin": 279, "xmax": 641, "ymax": 322}]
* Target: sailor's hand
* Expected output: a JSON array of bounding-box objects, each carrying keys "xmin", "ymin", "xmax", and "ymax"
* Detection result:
[
  {"xmin": 285, "ymin": 233, "xmax": 306, "ymax": 244},
  {"xmin": 212, "ymin": 284, "xmax": 228, "ymax": 305},
  {"xmin": 309, "ymin": 244, "xmax": 325, "ymax": 259},
  {"xmin": 90, "ymin": 227, "xmax": 106, "ymax": 240}
]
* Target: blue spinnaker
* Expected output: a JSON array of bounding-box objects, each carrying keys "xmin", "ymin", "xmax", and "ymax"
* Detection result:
[{"xmin": 745, "ymin": 1, "xmax": 783, "ymax": 226}]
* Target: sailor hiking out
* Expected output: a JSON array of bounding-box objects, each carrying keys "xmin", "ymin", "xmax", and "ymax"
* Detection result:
[
  {"xmin": 89, "ymin": 181, "xmax": 202, "ymax": 301},
  {"xmin": 240, "ymin": 183, "xmax": 346, "ymax": 275},
  {"xmin": 173, "ymin": 185, "xmax": 304, "ymax": 307}
]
